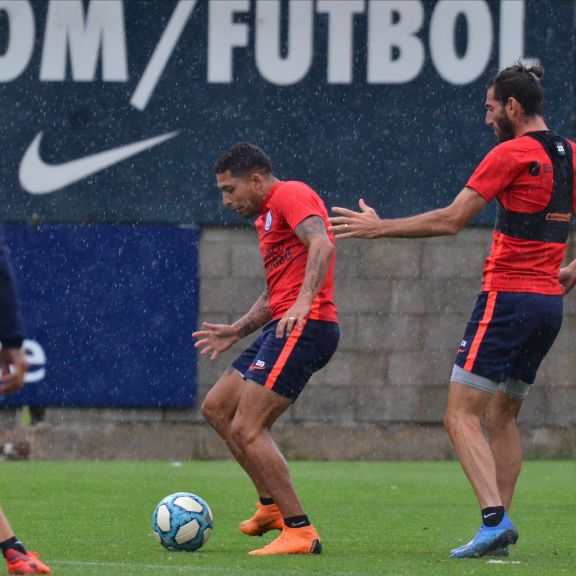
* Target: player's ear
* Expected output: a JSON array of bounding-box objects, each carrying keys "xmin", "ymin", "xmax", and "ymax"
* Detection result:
[
  {"xmin": 507, "ymin": 96, "xmax": 521, "ymax": 117},
  {"xmin": 250, "ymin": 171, "xmax": 264, "ymax": 190}
]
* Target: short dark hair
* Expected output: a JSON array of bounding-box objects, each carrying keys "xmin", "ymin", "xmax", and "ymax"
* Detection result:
[
  {"xmin": 213, "ymin": 142, "xmax": 273, "ymax": 177},
  {"xmin": 488, "ymin": 63, "xmax": 545, "ymax": 117}
]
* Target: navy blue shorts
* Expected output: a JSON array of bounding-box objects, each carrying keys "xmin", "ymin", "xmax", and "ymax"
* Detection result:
[
  {"xmin": 455, "ymin": 291, "xmax": 563, "ymax": 384},
  {"xmin": 231, "ymin": 319, "xmax": 340, "ymax": 402}
]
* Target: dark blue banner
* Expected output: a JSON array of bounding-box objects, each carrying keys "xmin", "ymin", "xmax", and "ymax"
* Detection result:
[
  {"xmin": 1, "ymin": 224, "xmax": 199, "ymax": 407},
  {"xmin": 1, "ymin": 0, "xmax": 574, "ymax": 225}
]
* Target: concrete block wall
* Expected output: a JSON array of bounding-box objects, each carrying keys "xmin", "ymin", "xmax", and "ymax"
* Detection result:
[{"xmin": 1, "ymin": 227, "xmax": 575, "ymax": 460}]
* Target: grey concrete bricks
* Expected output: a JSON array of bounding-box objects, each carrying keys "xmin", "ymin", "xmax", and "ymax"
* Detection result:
[
  {"xmin": 316, "ymin": 350, "xmax": 388, "ymax": 388},
  {"xmin": 356, "ymin": 314, "xmax": 421, "ymax": 352},
  {"xmin": 335, "ymin": 239, "xmax": 425, "ymax": 279},
  {"xmin": 200, "ymin": 277, "xmax": 264, "ymax": 315},
  {"xmin": 422, "ymin": 235, "xmax": 488, "ymax": 279},
  {"xmin": 195, "ymin": 226, "xmax": 576, "ymax": 447},
  {"xmin": 334, "ymin": 278, "xmax": 392, "ymax": 314},
  {"xmin": 388, "ymin": 351, "xmax": 454, "ymax": 387}
]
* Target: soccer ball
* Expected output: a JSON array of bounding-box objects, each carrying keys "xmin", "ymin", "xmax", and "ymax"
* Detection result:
[{"xmin": 152, "ymin": 492, "xmax": 213, "ymax": 552}]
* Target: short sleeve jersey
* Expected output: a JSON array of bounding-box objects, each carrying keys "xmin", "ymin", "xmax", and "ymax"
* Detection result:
[
  {"xmin": 255, "ymin": 181, "xmax": 338, "ymax": 322},
  {"xmin": 0, "ymin": 223, "xmax": 24, "ymax": 347},
  {"xmin": 466, "ymin": 133, "xmax": 576, "ymax": 294}
]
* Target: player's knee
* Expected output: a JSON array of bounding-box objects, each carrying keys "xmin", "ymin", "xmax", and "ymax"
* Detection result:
[
  {"xmin": 200, "ymin": 391, "xmax": 220, "ymax": 427},
  {"xmin": 443, "ymin": 408, "xmax": 455, "ymax": 436},
  {"xmin": 443, "ymin": 405, "xmax": 475, "ymax": 437},
  {"xmin": 484, "ymin": 411, "xmax": 517, "ymax": 435},
  {"xmin": 230, "ymin": 418, "xmax": 258, "ymax": 449},
  {"xmin": 483, "ymin": 417, "xmax": 500, "ymax": 437}
]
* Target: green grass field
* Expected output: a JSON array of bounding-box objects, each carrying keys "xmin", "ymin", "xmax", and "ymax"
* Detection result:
[{"xmin": 0, "ymin": 460, "xmax": 574, "ymax": 575}]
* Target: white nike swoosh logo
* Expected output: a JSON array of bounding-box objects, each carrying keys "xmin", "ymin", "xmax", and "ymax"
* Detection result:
[{"xmin": 19, "ymin": 130, "xmax": 179, "ymax": 195}]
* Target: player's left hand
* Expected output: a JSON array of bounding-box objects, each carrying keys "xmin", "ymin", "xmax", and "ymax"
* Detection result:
[
  {"xmin": 276, "ymin": 302, "xmax": 310, "ymax": 338},
  {"xmin": 0, "ymin": 348, "xmax": 28, "ymax": 396},
  {"xmin": 329, "ymin": 199, "xmax": 383, "ymax": 239},
  {"xmin": 559, "ymin": 265, "xmax": 576, "ymax": 295}
]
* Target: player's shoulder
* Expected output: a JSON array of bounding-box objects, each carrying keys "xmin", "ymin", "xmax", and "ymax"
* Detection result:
[
  {"xmin": 272, "ymin": 180, "xmax": 319, "ymax": 203},
  {"xmin": 277, "ymin": 180, "xmax": 316, "ymax": 194},
  {"xmin": 496, "ymin": 135, "xmax": 542, "ymax": 153},
  {"xmin": 510, "ymin": 132, "xmax": 576, "ymax": 161},
  {"xmin": 482, "ymin": 135, "xmax": 542, "ymax": 165}
]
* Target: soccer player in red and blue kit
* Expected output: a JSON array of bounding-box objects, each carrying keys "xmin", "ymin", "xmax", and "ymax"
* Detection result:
[
  {"xmin": 193, "ymin": 143, "xmax": 339, "ymax": 555},
  {"xmin": 330, "ymin": 63, "xmax": 576, "ymax": 558},
  {"xmin": 0, "ymin": 224, "xmax": 51, "ymax": 574}
]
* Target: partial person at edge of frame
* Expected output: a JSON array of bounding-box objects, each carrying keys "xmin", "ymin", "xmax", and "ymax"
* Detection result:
[{"xmin": 0, "ymin": 222, "xmax": 52, "ymax": 575}]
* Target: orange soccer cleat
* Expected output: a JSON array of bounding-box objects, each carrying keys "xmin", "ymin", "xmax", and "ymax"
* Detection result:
[
  {"xmin": 239, "ymin": 502, "xmax": 284, "ymax": 536},
  {"xmin": 5, "ymin": 550, "xmax": 51, "ymax": 575},
  {"xmin": 248, "ymin": 524, "xmax": 322, "ymax": 556}
]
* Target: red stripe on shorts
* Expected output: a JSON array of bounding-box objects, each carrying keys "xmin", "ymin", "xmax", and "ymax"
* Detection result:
[
  {"xmin": 308, "ymin": 296, "xmax": 321, "ymax": 320},
  {"xmin": 264, "ymin": 319, "xmax": 308, "ymax": 390},
  {"xmin": 464, "ymin": 291, "xmax": 497, "ymax": 372}
]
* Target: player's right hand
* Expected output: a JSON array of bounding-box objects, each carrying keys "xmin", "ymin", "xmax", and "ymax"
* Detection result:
[
  {"xmin": 0, "ymin": 348, "xmax": 28, "ymax": 396},
  {"xmin": 192, "ymin": 322, "xmax": 240, "ymax": 361}
]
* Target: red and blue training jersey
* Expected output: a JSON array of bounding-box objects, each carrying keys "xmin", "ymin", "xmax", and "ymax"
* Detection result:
[
  {"xmin": 466, "ymin": 134, "xmax": 576, "ymax": 295},
  {"xmin": 255, "ymin": 180, "xmax": 338, "ymax": 322}
]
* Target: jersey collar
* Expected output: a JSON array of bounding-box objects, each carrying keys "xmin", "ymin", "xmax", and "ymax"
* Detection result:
[{"xmin": 260, "ymin": 181, "xmax": 283, "ymax": 215}]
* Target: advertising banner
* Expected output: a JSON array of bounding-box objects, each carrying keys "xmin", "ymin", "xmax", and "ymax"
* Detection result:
[
  {"xmin": 1, "ymin": 224, "xmax": 199, "ymax": 407},
  {"xmin": 1, "ymin": 0, "xmax": 574, "ymax": 226}
]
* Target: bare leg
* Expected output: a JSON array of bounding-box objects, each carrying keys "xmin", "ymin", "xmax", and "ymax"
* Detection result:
[
  {"xmin": 0, "ymin": 507, "xmax": 14, "ymax": 542},
  {"xmin": 444, "ymin": 382, "xmax": 502, "ymax": 509},
  {"xmin": 484, "ymin": 390, "xmax": 523, "ymax": 511},
  {"xmin": 231, "ymin": 381, "xmax": 304, "ymax": 518},
  {"xmin": 201, "ymin": 367, "xmax": 271, "ymax": 498}
]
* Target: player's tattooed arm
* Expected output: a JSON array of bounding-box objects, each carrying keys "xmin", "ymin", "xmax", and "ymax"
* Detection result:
[
  {"xmin": 193, "ymin": 290, "xmax": 271, "ymax": 360},
  {"xmin": 276, "ymin": 216, "xmax": 334, "ymax": 338},
  {"xmin": 233, "ymin": 289, "xmax": 272, "ymax": 338},
  {"xmin": 296, "ymin": 216, "xmax": 333, "ymax": 300}
]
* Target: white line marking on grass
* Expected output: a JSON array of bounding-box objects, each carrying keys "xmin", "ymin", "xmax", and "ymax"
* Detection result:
[
  {"xmin": 50, "ymin": 561, "xmax": 230, "ymax": 572},
  {"xmin": 50, "ymin": 560, "xmax": 360, "ymax": 576}
]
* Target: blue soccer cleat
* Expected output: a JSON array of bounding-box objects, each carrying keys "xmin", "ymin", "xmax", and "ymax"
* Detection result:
[{"xmin": 450, "ymin": 513, "xmax": 518, "ymax": 559}]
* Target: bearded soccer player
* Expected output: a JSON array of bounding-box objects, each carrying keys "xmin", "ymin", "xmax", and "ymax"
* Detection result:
[
  {"xmin": 0, "ymin": 224, "xmax": 51, "ymax": 575},
  {"xmin": 329, "ymin": 63, "xmax": 576, "ymax": 558},
  {"xmin": 193, "ymin": 142, "xmax": 339, "ymax": 556}
]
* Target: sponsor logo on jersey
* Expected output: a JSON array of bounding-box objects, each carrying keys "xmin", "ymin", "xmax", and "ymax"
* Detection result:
[{"xmin": 545, "ymin": 212, "xmax": 572, "ymax": 222}]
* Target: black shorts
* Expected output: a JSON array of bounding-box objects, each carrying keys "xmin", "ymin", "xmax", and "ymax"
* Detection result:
[
  {"xmin": 455, "ymin": 291, "xmax": 563, "ymax": 384},
  {"xmin": 231, "ymin": 319, "xmax": 340, "ymax": 402}
]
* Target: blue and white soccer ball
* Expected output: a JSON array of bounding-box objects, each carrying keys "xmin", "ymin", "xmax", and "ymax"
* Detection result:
[{"xmin": 152, "ymin": 492, "xmax": 213, "ymax": 552}]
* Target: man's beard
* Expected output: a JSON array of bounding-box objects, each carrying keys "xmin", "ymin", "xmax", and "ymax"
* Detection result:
[{"xmin": 495, "ymin": 114, "xmax": 515, "ymax": 142}]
